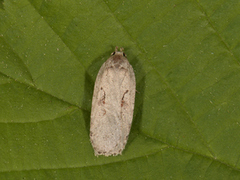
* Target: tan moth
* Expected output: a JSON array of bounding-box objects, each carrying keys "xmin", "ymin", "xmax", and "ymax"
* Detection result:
[{"xmin": 90, "ymin": 47, "xmax": 136, "ymax": 156}]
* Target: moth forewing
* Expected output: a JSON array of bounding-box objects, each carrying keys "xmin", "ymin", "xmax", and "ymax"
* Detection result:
[{"xmin": 90, "ymin": 47, "xmax": 136, "ymax": 156}]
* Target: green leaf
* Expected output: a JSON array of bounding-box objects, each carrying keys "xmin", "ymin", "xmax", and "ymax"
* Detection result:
[{"xmin": 0, "ymin": 0, "xmax": 240, "ymax": 179}]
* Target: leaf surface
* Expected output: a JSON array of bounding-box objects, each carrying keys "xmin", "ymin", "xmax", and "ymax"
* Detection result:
[{"xmin": 0, "ymin": 0, "xmax": 240, "ymax": 179}]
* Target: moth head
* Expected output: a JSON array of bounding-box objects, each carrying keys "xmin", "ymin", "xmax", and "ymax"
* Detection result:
[{"xmin": 111, "ymin": 46, "xmax": 127, "ymax": 57}]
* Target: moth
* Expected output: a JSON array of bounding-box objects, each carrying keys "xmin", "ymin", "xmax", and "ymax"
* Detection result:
[{"xmin": 90, "ymin": 47, "xmax": 136, "ymax": 156}]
